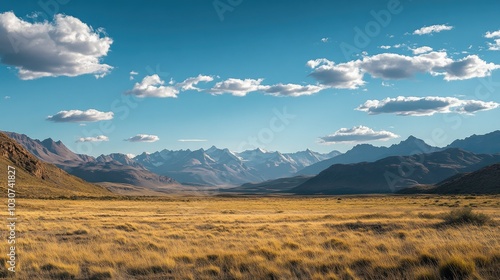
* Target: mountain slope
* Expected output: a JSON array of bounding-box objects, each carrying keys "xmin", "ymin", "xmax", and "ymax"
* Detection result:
[
  {"xmin": 400, "ymin": 163, "xmax": 500, "ymax": 194},
  {"xmin": 292, "ymin": 149, "xmax": 500, "ymax": 195},
  {"xmin": 446, "ymin": 130, "xmax": 500, "ymax": 154},
  {"xmin": 298, "ymin": 136, "xmax": 438, "ymax": 175},
  {"xmin": 4, "ymin": 132, "xmax": 94, "ymax": 165},
  {"xmin": 0, "ymin": 132, "xmax": 111, "ymax": 198},
  {"xmin": 64, "ymin": 161, "xmax": 177, "ymax": 188},
  {"xmin": 224, "ymin": 175, "xmax": 312, "ymax": 193}
]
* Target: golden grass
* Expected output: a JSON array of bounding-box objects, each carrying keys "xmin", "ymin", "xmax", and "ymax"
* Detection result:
[{"xmin": 1, "ymin": 195, "xmax": 499, "ymax": 279}]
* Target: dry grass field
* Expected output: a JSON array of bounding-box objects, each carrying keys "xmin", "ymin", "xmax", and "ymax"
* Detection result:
[{"xmin": 1, "ymin": 195, "xmax": 499, "ymax": 279}]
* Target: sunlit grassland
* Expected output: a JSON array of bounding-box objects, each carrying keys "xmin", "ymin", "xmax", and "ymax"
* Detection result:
[{"xmin": 1, "ymin": 195, "xmax": 499, "ymax": 279}]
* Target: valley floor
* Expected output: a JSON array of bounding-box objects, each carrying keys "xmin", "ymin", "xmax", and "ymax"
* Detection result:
[{"xmin": 2, "ymin": 195, "xmax": 499, "ymax": 279}]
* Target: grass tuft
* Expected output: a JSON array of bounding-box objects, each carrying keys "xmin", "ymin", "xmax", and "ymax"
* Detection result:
[
  {"xmin": 441, "ymin": 207, "xmax": 492, "ymax": 226},
  {"xmin": 438, "ymin": 257, "xmax": 476, "ymax": 280}
]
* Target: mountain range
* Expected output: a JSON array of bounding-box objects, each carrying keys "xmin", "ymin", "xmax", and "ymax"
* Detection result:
[
  {"xmin": 291, "ymin": 149, "xmax": 500, "ymax": 194},
  {"xmin": 4, "ymin": 131, "xmax": 340, "ymax": 187},
  {"xmin": 298, "ymin": 131, "xmax": 500, "ymax": 176},
  {"xmin": 134, "ymin": 147, "xmax": 340, "ymax": 186},
  {"xmin": 3, "ymin": 130, "xmax": 500, "ymax": 194}
]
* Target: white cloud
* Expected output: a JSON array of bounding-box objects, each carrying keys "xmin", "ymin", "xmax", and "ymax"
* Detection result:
[
  {"xmin": 321, "ymin": 37, "xmax": 329, "ymax": 43},
  {"xmin": 47, "ymin": 109, "xmax": 113, "ymax": 122},
  {"xmin": 485, "ymin": 30, "xmax": 500, "ymax": 38},
  {"xmin": 307, "ymin": 52, "xmax": 499, "ymax": 88},
  {"xmin": 411, "ymin": 46, "xmax": 433, "ymax": 55},
  {"xmin": 484, "ymin": 30, "xmax": 500, "ymax": 51},
  {"xmin": 76, "ymin": 135, "xmax": 109, "ymax": 143},
  {"xmin": 178, "ymin": 139, "xmax": 208, "ymax": 142},
  {"xmin": 487, "ymin": 39, "xmax": 500, "ymax": 51},
  {"xmin": 0, "ymin": 12, "xmax": 113, "ymax": 79},
  {"xmin": 306, "ymin": 59, "xmax": 365, "ymax": 89},
  {"xmin": 125, "ymin": 134, "xmax": 159, "ymax": 143},
  {"xmin": 206, "ymin": 77, "xmax": 324, "ymax": 97},
  {"xmin": 176, "ymin": 74, "xmax": 214, "ymax": 91},
  {"xmin": 356, "ymin": 96, "xmax": 499, "ymax": 116},
  {"xmin": 129, "ymin": 71, "xmax": 138, "ymax": 80},
  {"xmin": 378, "ymin": 44, "xmax": 405, "ymax": 50},
  {"xmin": 456, "ymin": 100, "xmax": 500, "ymax": 114},
  {"xmin": 320, "ymin": 126, "xmax": 399, "ymax": 144},
  {"xmin": 262, "ymin": 83, "xmax": 324, "ymax": 97},
  {"xmin": 125, "ymin": 74, "xmax": 179, "ymax": 98},
  {"xmin": 207, "ymin": 78, "xmax": 264, "ymax": 96},
  {"xmin": 4, "ymin": 95, "xmax": 10, "ymax": 99},
  {"xmin": 432, "ymin": 54, "xmax": 500, "ymax": 80},
  {"xmin": 413, "ymin": 24, "xmax": 453, "ymax": 35}
]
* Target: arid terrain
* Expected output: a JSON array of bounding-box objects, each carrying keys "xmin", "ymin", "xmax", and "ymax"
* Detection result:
[{"xmin": 2, "ymin": 195, "xmax": 499, "ymax": 279}]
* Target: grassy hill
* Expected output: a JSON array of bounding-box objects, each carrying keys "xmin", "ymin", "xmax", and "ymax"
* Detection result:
[{"xmin": 0, "ymin": 132, "xmax": 112, "ymax": 198}]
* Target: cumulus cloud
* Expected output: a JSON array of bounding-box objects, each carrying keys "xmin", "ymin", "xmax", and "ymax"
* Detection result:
[
  {"xmin": 456, "ymin": 100, "xmax": 500, "ymax": 114},
  {"xmin": 207, "ymin": 78, "xmax": 264, "ymax": 96},
  {"xmin": 262, "ymin": 83, "xmax": 324, "ymax": 97},
  {"xmin": 413, "ymin": 24, "xmax": 453, "ymax": 35},
  {"xmin": 0, "ymin": 12, "xmax": 113, "ymax": 79},
  {"xmin": 432, "ymin": 54, "xmax": 500, "ymax": 80},
  {"xmin": 47, "ymin": 109, "xmax": 113, "ymax": 122},
  {"xmin": 125, "ymin": 74, "xmax": 179, "ymax": 98},
  {"xmin": 356, "ymin": 96, "xmax": 499, "ymax": 116},
  {"xmin": 176, "ymin": 74, "xmax": 214, "ymax": 91},
  {"xmin": 307, "ymin": 52, "xmax": 499, "ymax": 88},
  {"xmin": 485, "ymin": 30, "xmax": 500, "ymax": 38},
  {"xmin": 321, "ymin": 37, "xmax": 329, "ymax": 43},
  {"xmin": 411, "ymin": 46, "xmax": 433, "ymax": 54},
  {"xmin": 76, "ymin": 135, "xmax": 109, "ymax": 143},
  {"xmin": 487, "ymin": 39, "xmax": 500, "ymax": 51},
  {"xmin": 125, "ymin": 134, "xmax": 159, "ymax": 143},
  {"xmin": 306, "ymin": 59, "xmax": 364, "ymax": 89},
  {"xmin": 206, "ymin": 78, "xmax": 324, "ymax": 97},
  {"xmin": 320, "ymin": 126, "xmax": 399, "ymax": 144},
  {"xmin": 484, "ymin": 30, "xmax": 500, "ymax": 51}
]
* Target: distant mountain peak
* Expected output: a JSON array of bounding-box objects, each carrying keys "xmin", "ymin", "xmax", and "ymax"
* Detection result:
[
  {"xmin": 206, "ymin": 145, "xmax": 219, "ymax": 153},
  {"xmin": 250, "ymin": 147, "xmax": 267, "ymax": 154}
]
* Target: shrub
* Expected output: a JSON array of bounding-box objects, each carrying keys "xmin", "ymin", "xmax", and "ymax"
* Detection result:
[
  {"xmin": 414, "ymin": 268, "xmax": 439, "ymax": 280},
  {"xmin": 441, "ymin": 207, "xmax": 491, "ymax": 226},
  {"xmin": 321, "ymin": 238, "xmax": 349, "ymax": 251},
  {"xmin": 439, "ymin": 257, "xmax": 475, "ymax": 280},
  {"xmin": 418, "ymin": 253, "xmax": 439, "ymax": 266}
]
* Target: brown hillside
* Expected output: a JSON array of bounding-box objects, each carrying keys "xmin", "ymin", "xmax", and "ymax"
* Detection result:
[{"xmin": 0, "ymin": 132, "xmax": 112, "ymax": 198}]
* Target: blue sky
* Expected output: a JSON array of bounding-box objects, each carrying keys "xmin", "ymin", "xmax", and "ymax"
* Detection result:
[{"xmin": 1, "ymin": 0, "xmax": 499, "ymax": 156}]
